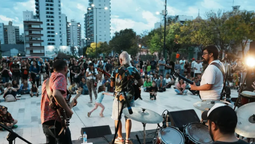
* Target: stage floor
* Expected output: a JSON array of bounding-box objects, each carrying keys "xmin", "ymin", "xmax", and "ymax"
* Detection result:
[{"xmin": 0, "ymin": 85, "xmax": 239, "ymax": 144}]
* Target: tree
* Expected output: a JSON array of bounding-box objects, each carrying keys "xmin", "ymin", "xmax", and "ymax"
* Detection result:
[
  {"xmin": 225, "ymin": 10, "xmax": 255, "ymax": 56},
  {"xmin": 97, "ymin": 42, "xmax": 112, "ymax": 56},
  {"xmin": 109, "ymin": 29, "xmax": 139, "ymax": 56}
]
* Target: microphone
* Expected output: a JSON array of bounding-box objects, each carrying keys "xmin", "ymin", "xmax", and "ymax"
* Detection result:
[{"xmin": 174, "ymin": 72, "xmax": 194, "ymax": 84}]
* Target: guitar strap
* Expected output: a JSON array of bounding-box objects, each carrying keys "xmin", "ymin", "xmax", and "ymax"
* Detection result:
[
  {"xmin": 210, "ymin": 62, "xmax": 226, "ymax": 100},
  {"xmin": 45, "ymin": 78, "xmax": 66, "ymax": 136}
]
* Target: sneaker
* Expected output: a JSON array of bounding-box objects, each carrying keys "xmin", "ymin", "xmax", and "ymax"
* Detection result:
[
  {"xmin": 112, "ymin": 137, "xmax": 124, "ymax": 144},
  {"xmin": 87, "ymin": 112, "xmax": 91, "ymax": 117}
]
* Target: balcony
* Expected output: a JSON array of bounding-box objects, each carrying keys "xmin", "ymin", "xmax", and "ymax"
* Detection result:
[
  {"xmin": 30, "ymin": 53, "xmax": 45, "ymax": 56},
  {"xmin": 26, "ymin": 27, "xmax": 43, "ymax": 31},
  {"xmin": 29, "ymin": 39, "xmax": 43, "ymax": 43},
  {"xmin": 25, "ymin": 33, "xmax": 43, "ymax": 37},
  {"xmin": 26, "ymin": 46, "xmax": 44, "ymax": 50}
]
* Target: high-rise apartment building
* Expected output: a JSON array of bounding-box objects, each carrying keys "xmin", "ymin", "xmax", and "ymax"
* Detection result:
[
  {"xmin": 67, "ymin": 20, "xmax": 81, "ymax": 47},
  {"xmin": 23, "ymin": 10, "xmax": 44, "ymax": 56},
  {"xmin": 1, "ymin": 21, "xmax": 20, "ymax": 44},
  {"xmin": 35, "ymin": 0, "xmax": 61, "ymax": 47},
  {"xmin": 60, "ymin": 14, "xmax": 67, "ymax": 46},
  {"xmin": 85, "ymin": 0, "xmax": 111, "ymax": 47},
  {"xmin": 0, "ymin": 23, "xmax": 4, "ymax": 44}
]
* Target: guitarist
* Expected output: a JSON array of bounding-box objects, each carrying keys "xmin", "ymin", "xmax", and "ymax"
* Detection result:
[{"xmin": 41, "ymin": 59, "xmax": 73, "ymax": 144}]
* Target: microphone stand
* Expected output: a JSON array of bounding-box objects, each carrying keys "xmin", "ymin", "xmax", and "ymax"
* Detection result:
[
  {"xmin": 234, "ymin": 71, "xmax": 247, "ymax": 110},
  {"xmin": 112, "ymin": 93, "xmax": 125, "ymax": 144},
  {"xmin": 0, "ymin": 123, "xmax": 31, "ymax": 144}
]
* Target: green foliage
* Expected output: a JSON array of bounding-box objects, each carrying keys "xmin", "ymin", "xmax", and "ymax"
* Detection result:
[{"xmin": 109, "ymin": 29, "xmax": 139, "ymax": 56}]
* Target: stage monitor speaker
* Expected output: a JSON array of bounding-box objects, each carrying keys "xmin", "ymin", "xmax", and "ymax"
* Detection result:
[
  {"xmin": 81, "ymin": 125, "xmax": 112, "ymax": 139},
  {"xmin": 168, "ymin": 109, "xmax": 200, "ymax": 132}
]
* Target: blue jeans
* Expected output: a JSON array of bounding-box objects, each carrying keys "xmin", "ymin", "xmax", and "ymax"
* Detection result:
[
  {"xmin": 175, "ymin": 89, "xmax": 187, "ymax": 95},
  {"xmin": 20, "ymin": 89, "xmax": 30, "ymax": 94},
  {"xmin": 81, "ymin": 86, "xmax": 89, "ymax": 95},
  {"xmin": 2, "ymin": 77, "xmax": 9, "ymax": 83},
  {"xmin": 159, "ymin": 69, "xmax": 164, "ymax": 76},
  {"xmin": 165, "ymin": 69, "xmax": 171, "ymax": 76},
  {"xmin": 180, "ymin": 69, "xmax": 184, "ymax": 76}
]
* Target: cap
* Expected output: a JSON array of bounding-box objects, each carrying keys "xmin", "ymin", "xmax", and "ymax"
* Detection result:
[
  {"xmin": 202, "ymin": 103, "xmax": 237, "ymax": 127},
  {"xmin": 192, "ymin": 58, "xmax": 195, "ymax": 60}
]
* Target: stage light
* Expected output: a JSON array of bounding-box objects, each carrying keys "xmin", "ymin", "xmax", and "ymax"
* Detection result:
[{"xmin": 245, "ymin": 56, "xmax": 255, "ymax": 68}]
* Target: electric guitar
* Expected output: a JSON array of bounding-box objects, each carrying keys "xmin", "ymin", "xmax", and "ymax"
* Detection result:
[{"xmin": 57, "ymin": 89, "xmax": 82, "ymax": 135}]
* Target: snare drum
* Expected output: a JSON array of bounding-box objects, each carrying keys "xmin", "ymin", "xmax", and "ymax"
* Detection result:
[
  {"xmin": 240, "ymin": 91, "xmax": 255, "ymax": 105},
  {"xmin": 157, "ymin": 127, "xmax": 185, "ymax": 144},
  {"xmin": 184, "ymin": 123, "xmax": 212, "ymax": 144}
]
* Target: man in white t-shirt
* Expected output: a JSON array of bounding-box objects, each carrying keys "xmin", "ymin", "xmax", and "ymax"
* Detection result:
[
  {"xmin": 191, "ymin": 58, "xmax": 196, "ymax": 77},
  {"xmin": 179, "ymin": 57, "xmax": 186, "ymax": 76},
  {"xmin": 194, "ymin": 60, "xmax": 202, "ymax": 77},
  {"xmin": 190, "ymin": 45, "xmax": 224, "ymax": 100}
]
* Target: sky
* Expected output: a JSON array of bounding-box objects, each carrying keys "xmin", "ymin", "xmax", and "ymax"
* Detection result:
[{"xmin": 0, "ymin": 0, "xmax": 254, "ymax": 38}]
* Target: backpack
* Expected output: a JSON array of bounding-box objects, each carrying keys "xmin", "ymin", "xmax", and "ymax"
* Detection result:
[{"xmin": 116, "ymin": 66, "xmax": 142, "ymax": 101}]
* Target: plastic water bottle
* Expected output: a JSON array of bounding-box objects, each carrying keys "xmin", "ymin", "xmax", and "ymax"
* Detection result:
[{"xmin": 83, "ymin": 132, "xmax": 87, "ymax": 143}]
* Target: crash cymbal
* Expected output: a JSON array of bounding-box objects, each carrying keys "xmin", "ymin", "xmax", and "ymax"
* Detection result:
[
  {"xmin": 236, "ymin": 102, "xmax": 255, "ymax": 138},
  {"xmin": 193, "ymin": 100, "xmax": 233, "ymax": 111},
  {"xmin": 123, "ymin": 107, "xmax": 163, "ymax": 124},
  {"xmin": 241, "ymin": 91, "xmax": 255, "ymax": 98}
]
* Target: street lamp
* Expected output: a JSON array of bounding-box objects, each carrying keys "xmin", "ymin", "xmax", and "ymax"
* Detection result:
[
  {"xmin": 139, "ymin": 44, "xmax": 142, "ymax": 58},
  {"xmin": 89, "ymin": 4, "xmax": 108, "ymax": 58},
  {"xmin": 156, "ymin": 0, "xmax": 167, "ymax": 60}
]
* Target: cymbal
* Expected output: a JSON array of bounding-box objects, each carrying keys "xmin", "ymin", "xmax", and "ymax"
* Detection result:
[
  {"xmin": 123, "ymin": 107, "xmax": 163, "ymax": 124},
  {"xmin": 241, "ymin": 91, "xmax": 255, "ymax": 97},
  {"xmin": 193, "ymin": 100, "xmax": 233, "ymax": 111},
  {"xmin": 236, "ymin": 102, "xmax": 255, "ymax": 138}
]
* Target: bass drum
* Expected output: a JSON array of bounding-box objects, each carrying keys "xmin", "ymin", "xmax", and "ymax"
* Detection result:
[
  {"xmin": 184, "ymin": 123, "xmax": 212, "ymax": 144},
  {"xmin": 156, "ymin": 127, "xmax": 185, "ymax": 144}
]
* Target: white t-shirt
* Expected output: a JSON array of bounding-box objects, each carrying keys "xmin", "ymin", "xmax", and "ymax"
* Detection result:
[
  {"xmin": 179, "ymin": 60, "xmax": 185, "ymax": 69},
  {"xmin": 200, "ymin": 60, "xmax": 224, "ymax": 100},
  {"xmin": 165, "ymin": 78, "xmax": 172, "ymax": 83},
  {"xmin": 191, "ymin": 61, "xmax": 197, "ymax": 72},
  {"xmin": 194, "ymin": 62, "xmax": 202, "ymax": 74},
  {"xmin": 86, "ymin": 68, "xmax": 98, "ymax": 80}
]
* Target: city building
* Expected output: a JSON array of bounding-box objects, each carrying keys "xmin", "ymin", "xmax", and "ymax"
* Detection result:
[
  {"xmin": 84, "ymin": 0, "xmax": 111, "ymax": 47},
  {"xmin": 35, "ymin": 0, "xmax": 61, "ymax": 47},
  {"xmin": 67, "ymin": 20, "xmax": 81, "ymax": 47},
  {"xmin": 60, "ymin": 14, "xmax": 67, "ymax": 46},
  {"xmin": 1, "ymin": 44, "xmax": 25, "ymax": 57},
  {"xmin": 0, "ymin": 23, "xmax": 4, "ymax": 44},
  {"xmin": 0, "ymin": 21, "xmax": 20, "ymax": 44},
  {"xmin": 23, "ymin": 10, "xmax": 44, "ymax": 56}
]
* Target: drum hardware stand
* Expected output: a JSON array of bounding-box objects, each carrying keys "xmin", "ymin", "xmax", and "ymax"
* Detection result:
[
  {"xmin": 234, "ymin": 72, "xmax": 247, "ymax": 110},
  {"xmin": 0, "ymin": 123, "xmax": 31, "ymax": 144}
]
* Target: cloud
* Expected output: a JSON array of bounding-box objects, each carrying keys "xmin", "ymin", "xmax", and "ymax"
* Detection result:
[
  {"xmin": 77, "ymin": 3, "xmax": 87, "ymax": 13},
  {"xmin": 0, "ymin": 15, "xmax": 13, "ymax": 22}
]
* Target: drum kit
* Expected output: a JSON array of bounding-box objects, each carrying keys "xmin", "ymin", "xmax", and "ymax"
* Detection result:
[
  {"xmin": 123, "ymin": 107, "xmax": 213, "ymax": 144},
  {"xmin": 123, "ymin": 90, "xmax": 255, "ymax": 144}
]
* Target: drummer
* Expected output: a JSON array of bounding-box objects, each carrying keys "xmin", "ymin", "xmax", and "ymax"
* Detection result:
[
  {"xmin": 202, "ymin": 103, "xmax": 248, "ymax": 144},
  {"xmin": 190, "ymin": 45, "xmax": 224, "ymax": 101}
]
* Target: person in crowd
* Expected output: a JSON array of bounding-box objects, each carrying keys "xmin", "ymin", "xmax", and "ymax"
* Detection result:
[
  {"xmin": 71, "ymin": 60, "xmax": 81, "ymax": 86},
  {"xmin": 0, "ymin": 105, "xmax": 18, "ymax": 130},
  {"xmin": 191, "ymin": 58, "xmax": 196, "ymax": 78},
  {"xmin": 157, "ymin": 75, "xmax": 166, "ymax": 92},
  {"xmin": 29, "ymin": 60, "xmax": 40, "ymax": 87},
  {"xmin": 194, "ymin": 60, "xmax": 202, "ymax": 77},
  {"xmin": 149, "ymin": 81, "xmax": 157, "ymax": 100},
  {"xmin": 68, "ymin": 58, "xmax": 74, "ymax": 84},
  {"xmin": 175, "ymin": 79, "xmax": 187, "ymax": 95},
  {"xmin": 21, "ymin": 60, "xmax": 29, "ymax": 83},
  {"xmin": 11, "ymin": 59, "xmax": 20, "ymax": 84},
  {"xmin": 3, "ymin": 83, "xmax": 18, "ymax": 102},
  {"xmin": 104, "ymin": 60, "xmax": 113, "ymax": 74},
  {"xmin": 79, "ymin": 77, "xmax": 89, "ymax": 95},
  {"xmin": 146, "ymin": 61, "xmax": 151, "ymax": 75},
  {"xmin": 202, "ymin": 103, "xmax": 248, "ymax": 144},
  {"xmin": 68, "ymin": 82, "xmax": 77, "ymax": 94},
  {"xmin": 179, "ymin": 57, "xmax": 186, "ymax": 76},
  {"xmin": 143, "ymin": 77, "xmax": 152, "ymax": 92},
  {"xmin": 86, "ymin": 63, "xmax": 98, "ymax": 103},
  {"xmin": 20, "ymin": 79, "xmax": 30, "ymax": 94},
  {"xmin": 102, "ymin": 75, "xmax": 112, "ymax": 92},
  {"xmin": 1, "ymin": 63, "xmax": 11, "ymax": 84},
  {"xmin": 150, "ymin": 58, "xmax": 157, "ymax": 74},
  {"xmin": 97, "ymin": 61, "xmax": 104, "ymax": 82},
  {"xmin": 158, "ymin": 57, "xmax": 166, "ymax": 76},
  {"xmin": 30, "ymin": 83, "xmax": 39, "ymax": 97},
  {"xmin": 165, "ymin": 60, "xmax": 172, "ymax": 77},
  {"xmin": 12, "ymin": 80, "xmax": 20, "ymax": 97},
  {"xmin": 165, "ymin": 74, "xmax": 175, "ymax": 88},
  {"xmin": 190, "ymin": 46, "xmax": 224, "ymax": 100},
  {"xmin": 152, "ymin": 73, "xmax": 158, "ymax": 82},
  {"xmin": 88, "ymin": 85, "xmax": 113, "ymax": 118},
  {"xmin": 175, "ymin": 60, "xmax": 181, "ymax": 74}
]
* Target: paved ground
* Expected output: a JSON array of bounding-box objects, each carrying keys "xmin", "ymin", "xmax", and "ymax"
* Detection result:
[{"xmin": 0, "ymin": 84, "xmax": 239, "ymax": 144}]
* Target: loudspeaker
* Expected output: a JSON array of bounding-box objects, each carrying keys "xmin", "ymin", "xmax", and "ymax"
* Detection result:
[
  {"xmin": 167, "ymin": 109, "xmax": 200, "ymax": 132},
  {"xmin": 81, "ymin": 125, "xmax": 112, "ymax": 139}
]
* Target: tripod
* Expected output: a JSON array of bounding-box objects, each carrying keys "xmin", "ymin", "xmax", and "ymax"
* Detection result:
[{"xmin": 0, "ymin": 123, "xmax": 31, "ymax": 144}]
